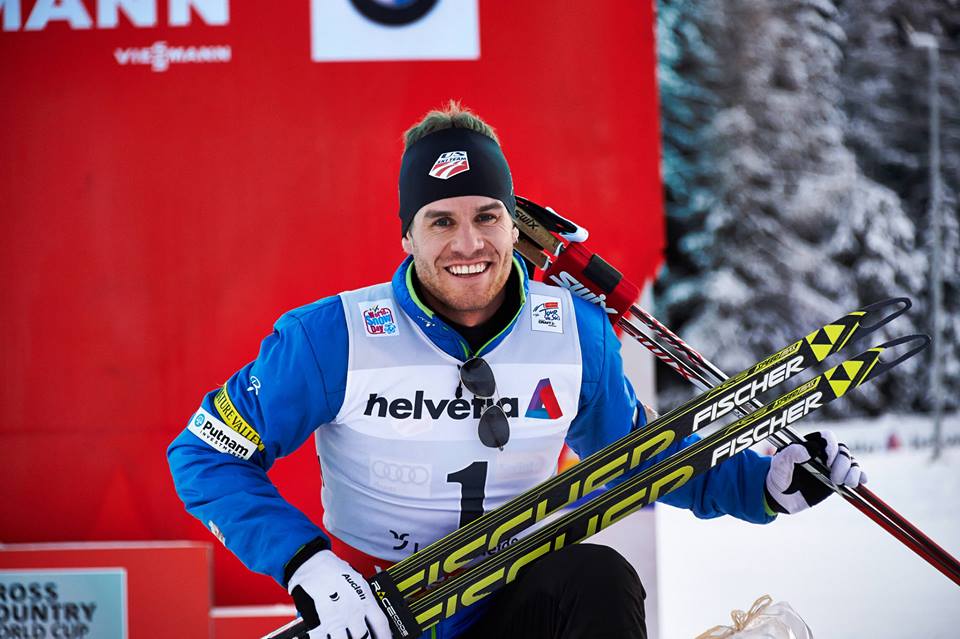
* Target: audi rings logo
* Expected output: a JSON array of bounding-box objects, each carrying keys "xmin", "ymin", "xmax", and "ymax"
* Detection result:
[
  {"xmin": 349, "ymin": 0, "xmax": 438, "ymax": 26},
  {"xmin": 372, "ymin": 460, "xmax": 429, "ymax": 484}
]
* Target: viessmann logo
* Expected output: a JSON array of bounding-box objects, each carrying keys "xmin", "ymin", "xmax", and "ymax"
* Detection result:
[
  {"xmin": 364, "ymin": 391, "xmax": 519, "ymax": 420},
  {"xmin": 0, "ymin": 0, "xmax": 232, "ymax": 72}
]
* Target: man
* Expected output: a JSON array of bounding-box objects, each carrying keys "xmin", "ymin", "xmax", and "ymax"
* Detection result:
[{"xmin": 167, "ymin": 103, "xmax": 864, "ymax": 639}]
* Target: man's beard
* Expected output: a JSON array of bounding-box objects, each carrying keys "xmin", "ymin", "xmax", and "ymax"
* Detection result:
[{"xmin": 412, "ymin": 253, "xmax": 513, "ymax": 317}]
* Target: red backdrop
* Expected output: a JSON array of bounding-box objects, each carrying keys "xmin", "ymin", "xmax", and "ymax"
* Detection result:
[{"xmin": 0, "ymin": 0, "xmax": 664, "ymax": 606}]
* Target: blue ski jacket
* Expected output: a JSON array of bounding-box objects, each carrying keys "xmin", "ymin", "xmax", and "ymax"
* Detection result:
[{"xmin": 167, "ymin": 255, "xmax": 774, "ymax": 637}]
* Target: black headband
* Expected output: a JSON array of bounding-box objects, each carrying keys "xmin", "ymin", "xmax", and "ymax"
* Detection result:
[{"xmin": 398, "ymin": 127, "xmax": 515, "ymax": 236}]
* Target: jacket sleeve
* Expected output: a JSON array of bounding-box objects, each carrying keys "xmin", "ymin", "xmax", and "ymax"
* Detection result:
[
  {"xmin": 564, "ymin": 297, "xmax": 775, "ymax": 524},
  {"xmin": 166, "ymin": 297, "xmax": 349, "ymax": 585}
]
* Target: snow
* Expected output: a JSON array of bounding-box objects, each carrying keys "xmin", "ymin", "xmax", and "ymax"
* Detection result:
[{"xmin": 655, "ymin": 414, "xmax": 960, "ymax": 638}]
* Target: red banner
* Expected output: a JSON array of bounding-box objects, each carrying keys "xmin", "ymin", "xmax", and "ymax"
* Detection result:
[{"xmin": 0, "ymin": 0, "xmax": 663, "ymax": 605}]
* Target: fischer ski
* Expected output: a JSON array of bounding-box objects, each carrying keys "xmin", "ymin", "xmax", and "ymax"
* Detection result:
[
  {"xmin": 264, "ymin": 329, "xmax": 926, "ymax": 639},
  {"xmin": 400, "ymin": 336, "xmax": 928, "ymax": 634},
  {"xmin": 384, "ymin": 298, "xmax": 907, "ymax": 598}
]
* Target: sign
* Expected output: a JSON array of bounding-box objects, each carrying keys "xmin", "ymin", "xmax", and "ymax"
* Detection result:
[{"xmin": 0, "ymin": 569, "xmax": 127, "ymax": 639}]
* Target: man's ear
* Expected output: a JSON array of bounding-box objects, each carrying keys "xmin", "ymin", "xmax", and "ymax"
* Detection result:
[
  {"xmin": 401, "ymin": 233, "xmax": 413, "ymax": 255},
  {"xmin": 511, "ymin": 224, "xmax": 520, "ymax": 244}
]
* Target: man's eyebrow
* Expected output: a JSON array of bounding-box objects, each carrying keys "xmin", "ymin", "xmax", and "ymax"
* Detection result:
[{"xmin": 421, "ymin": 202, "xmax": 504, "ymax": 218}]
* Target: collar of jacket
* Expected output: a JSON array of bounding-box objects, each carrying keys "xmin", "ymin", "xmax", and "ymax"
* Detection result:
[{"xmin": 391, "ymin": 252, "xmax": 529, "ymax": 361}]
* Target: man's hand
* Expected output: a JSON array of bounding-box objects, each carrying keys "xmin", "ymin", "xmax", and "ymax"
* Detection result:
[
  {"xmin": 765, "ymin": 430, "xmax": 867, "ymax": 515},
  {"xmin": 288, "ymin": 549, "xmax": 392, "ymax": 639}
]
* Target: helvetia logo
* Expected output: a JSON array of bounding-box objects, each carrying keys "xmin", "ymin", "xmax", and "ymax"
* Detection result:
[
  {"xmin": 364, "ymin": 391, "xmax": 518, "ymax": 420},
  {"xmin": 525, "ymin": 378, "xmax": 563, "ymax": 419}
]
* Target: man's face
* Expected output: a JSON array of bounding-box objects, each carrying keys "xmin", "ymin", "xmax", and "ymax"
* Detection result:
[{"xmin": 402, "ymin": 195, "xmax": 519, "ymax": 327}]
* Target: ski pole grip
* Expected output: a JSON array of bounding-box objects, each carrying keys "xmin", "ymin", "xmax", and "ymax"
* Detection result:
[{"xmin": 543, "ymin": 242, "xmax": 640, "ymax": 325}]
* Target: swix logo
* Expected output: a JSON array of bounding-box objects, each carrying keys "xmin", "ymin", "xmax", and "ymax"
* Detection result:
[
  {"xmin": 0, "ymin": 0, "xmax": 230, "ymax": 32},
  {"xmin": 548, "ymin": 271, "xmax": 618, "ymax": 315},
  {"xmin": 364, "ymin": 391, "xmax": 518, "ymax": 420},
  {"xmin": 525, "ymin": 378, "xmax": 562, "ymax": 419},
  {"xmin": 428, "ymin": 151, "xmax": 470, "ymax": 179}
]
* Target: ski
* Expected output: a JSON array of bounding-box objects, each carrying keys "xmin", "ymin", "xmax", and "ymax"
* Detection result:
[
  {"xmin": 400, "ymin": 335, "xmax": 928, "ymax": 634},
  {"xmin": 263, "ymin": 326, "xmax": 923, "ymax": 639},
  {"xmin": 384, "ymin": 298, "xmax": 907, "ymax": 597}
]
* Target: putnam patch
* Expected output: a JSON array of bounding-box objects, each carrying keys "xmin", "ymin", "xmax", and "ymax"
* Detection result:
[{"xmin": 188, "ymin": 408, "xmax": 255, "ymax": 459}]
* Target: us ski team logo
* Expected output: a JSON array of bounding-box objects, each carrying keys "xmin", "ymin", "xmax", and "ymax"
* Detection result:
[
  {"xmin": 361, "ymin": 300, "xmax": 399, "ymax": 337},
  {"xmin": 526, "ymin": 378, "xmax": 563, "ymax": 419},
  {"xmin": 429, "ymin": 151, "xmax": 470, "ymax": 179}
]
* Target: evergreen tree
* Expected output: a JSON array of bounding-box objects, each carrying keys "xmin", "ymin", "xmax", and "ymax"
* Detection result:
[
  {"xmin": 838, "ymin": 0, "xmax": 960, "ymax": 411},
  {"xmin": 655, "ymin": 0, "xmax": 926, "ymax": 413}
]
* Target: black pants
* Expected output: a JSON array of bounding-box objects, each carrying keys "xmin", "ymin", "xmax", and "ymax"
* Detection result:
[{"xmin": 459, "ymin": 544, "xmax": 647, "ymax": 639}]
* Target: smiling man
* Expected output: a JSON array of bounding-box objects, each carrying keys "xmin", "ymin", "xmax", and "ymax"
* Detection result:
[{"xmin": 167, "ymin": 103, "xmax": 865, "ymax": 639}]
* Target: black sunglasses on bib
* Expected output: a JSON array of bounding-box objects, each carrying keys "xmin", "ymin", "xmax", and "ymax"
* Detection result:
[{"xmin": 459, "ymin": 357, "xmax": 510, "ymax": 450}]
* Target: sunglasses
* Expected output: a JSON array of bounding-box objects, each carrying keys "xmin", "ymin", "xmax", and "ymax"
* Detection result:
[{"xmin": 459, "ymin": 357, "xmax": 510, "ymax": 450}]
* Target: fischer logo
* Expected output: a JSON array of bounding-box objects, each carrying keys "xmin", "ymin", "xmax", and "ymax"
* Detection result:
[
  {"xmin": 710, "ymin": 392, "xmax": 823, "ymax": 467},
  {"xmin": 692, "ymin": 356, "xmax": 804, "ymax": 431},
  {"xmin": 548, "ymin": 271, "xmax": 618, "ymax": 316},
  {"xmin": 364, "ymin": 391, "xmax": 518, "ymax": 420},
  {"xmin": 114, "ymin": 41, "xmax": 232, "ymax": 72},
  {"xmin": 1, "ymin": 0, "xmax": 230, "ymax": 32}
]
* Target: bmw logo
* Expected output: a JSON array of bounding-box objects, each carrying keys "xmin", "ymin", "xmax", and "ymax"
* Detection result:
[{"xmin": 349, "ymin": 0, "xmax": 438, "ymax": 26}]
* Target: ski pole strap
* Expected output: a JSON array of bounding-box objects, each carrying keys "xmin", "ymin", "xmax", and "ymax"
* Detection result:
[{"xmin": 543, "ymin": 242, "xmax": 639, "ymax": 324}]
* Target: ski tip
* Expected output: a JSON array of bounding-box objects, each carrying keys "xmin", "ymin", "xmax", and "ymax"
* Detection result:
[
  {"xmin": 859, "ymin": 297, "xmax": 912, "ymax": 330},
  {"xmin": 866, "ymin": 334, "xmax": 931, "ymax": 381}
]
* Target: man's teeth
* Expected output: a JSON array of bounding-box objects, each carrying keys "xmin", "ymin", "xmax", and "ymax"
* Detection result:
[{"xmin": 447, "ymin": 263, "xmax": 488, "ymax": 275}]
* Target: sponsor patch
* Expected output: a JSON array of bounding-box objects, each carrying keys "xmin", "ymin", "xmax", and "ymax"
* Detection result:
[
  {"xmin": 360, "ymin": 299, "xmax": 399, "ymax": 337},
  {"xmin": 208, "ymin": 520, "xmax": 226, "ymax": 546},
  {"xmin": 369, "ymin": 457, "xmax": 432, "ymax": 499},
  {"xmin": 188, "ymin": 408, "xmax": 255, "ymax": 460},
  {"xmin": 428, "ymin": 151, "xmax": 470, "ymax": 180},
  {"xmin": 530, "ymin": 294, "xmax": 563, "ymax": 333},
  {"xmin": 214, "ymin": 386, "xmax": 265, "ymax": 451},
  {"xmin": 526, "ymin": 378, "xmax": 563, "ymax": 419}
]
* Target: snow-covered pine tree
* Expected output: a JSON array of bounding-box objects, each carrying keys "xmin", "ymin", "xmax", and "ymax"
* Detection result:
[
  {"xmin": 838, "ymin": 0, "xmax": 960, "ymax": 411},
  {"xmin": 655, "ymin": 0, "xmax": 723, "ymax": 335},
  {"xmin": 667, "ymin": 0, "xmax": 923, "ymax": 413}
]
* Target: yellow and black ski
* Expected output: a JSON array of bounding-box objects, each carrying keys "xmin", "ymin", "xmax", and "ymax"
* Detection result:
[
  {"xmin": 399, "ymin": 335, "xmax": 927, "ymax": 635},
  {"xmin": 265, "ymin": 310, "xmax": 921, "ymax": 639},
  {"xmin": 383, "ymin": 298, "xmax": 908, "ymax": 599}
]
